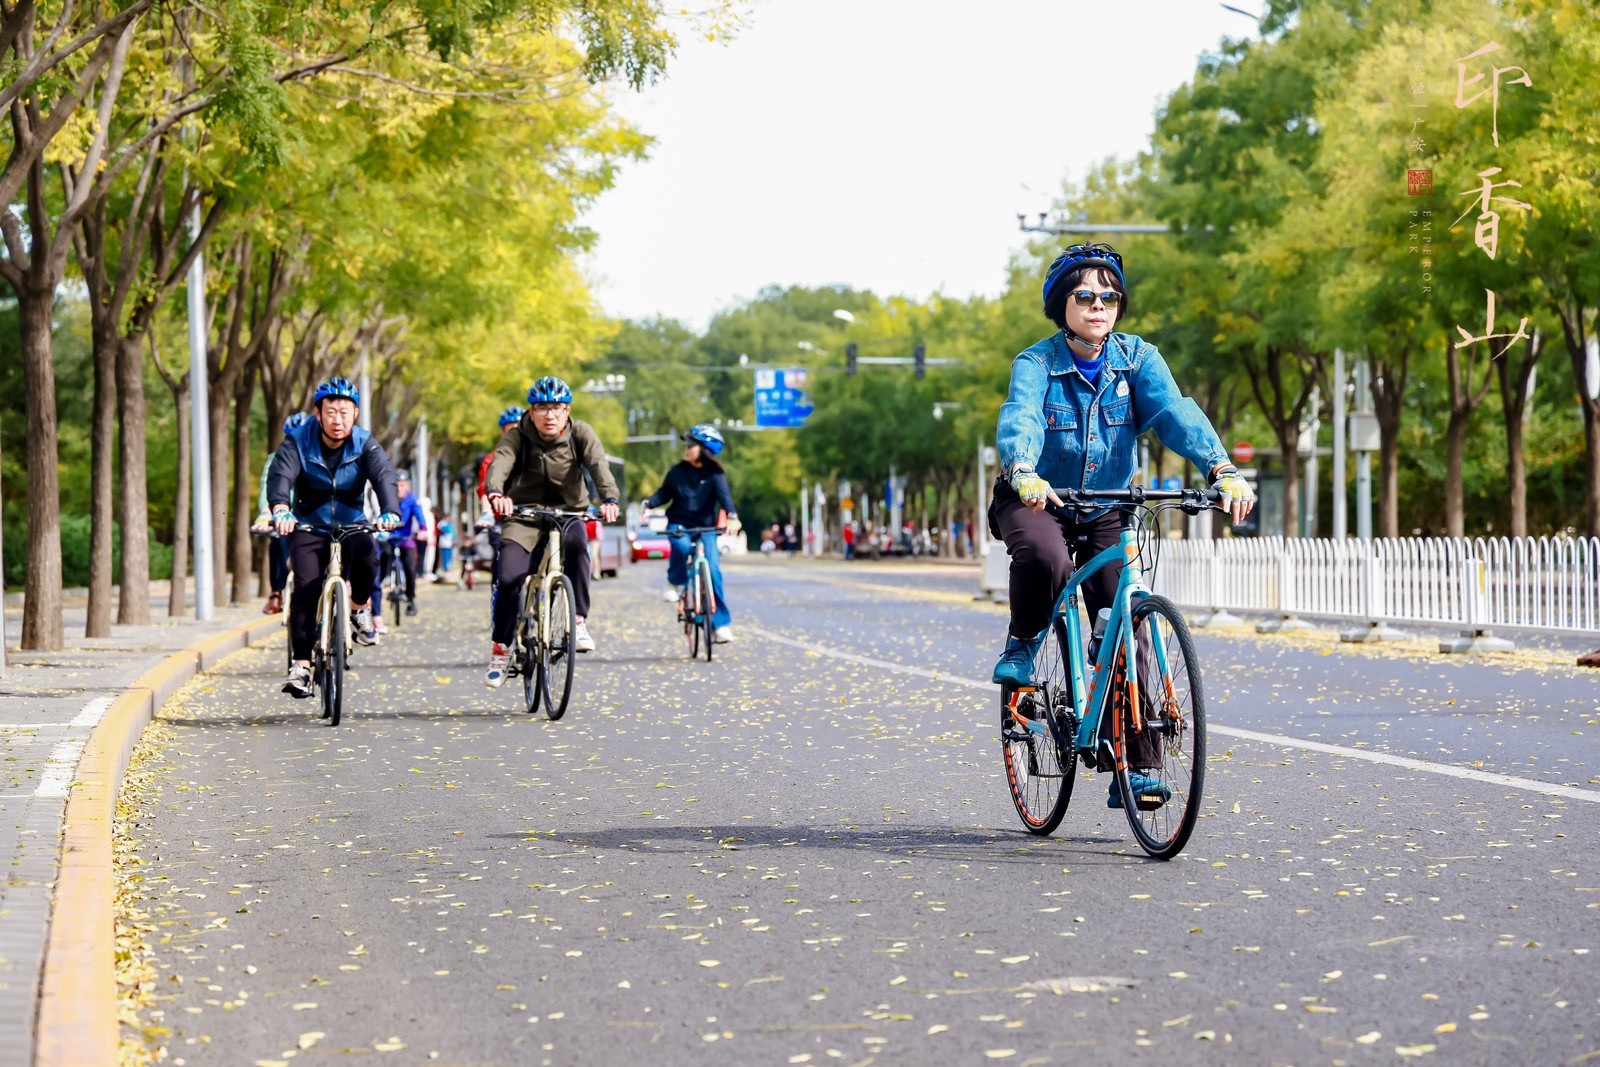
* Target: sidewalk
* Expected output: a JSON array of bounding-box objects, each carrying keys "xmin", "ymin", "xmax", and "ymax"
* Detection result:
[{"xmin": 0, "ymin": 590, "xmax": 262, "ymax": 1066}]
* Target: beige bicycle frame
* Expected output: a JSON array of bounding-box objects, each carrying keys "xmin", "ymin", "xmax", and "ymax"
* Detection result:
[
  {"xmin": 315, "ymin": 539, "xmax": 353, "ymax": 660},
  {"xmin": 519, "ymin": 519, "xmax": 571, "ymax": 653}
]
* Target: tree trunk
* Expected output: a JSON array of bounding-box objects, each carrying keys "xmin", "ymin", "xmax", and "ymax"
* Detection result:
[
  {"xmin": 169, "ymin": 382, "xmax": 190, "ymax": 617},
  {"xmin": 230, "ymin": 368, "xmax": 258, "ymax": 604},
  {"xmin": 1280, "ymin": 427, "xmax": 1301, "ymax": 541},
  {"xmin": 1496, "ymin": 329, "xmax": 1542, "ymax": 541},
  {"xmin": 209, "ymin": 383, "xmax": 229, "ymax": 601},
  {"xmin": 87, "ymin": 315, "xmax": 117, "ymax": 637},
  {"xmin": 1559, "ymin": 310, "xmax": 1600, "ymax": 537},
  {"xmin": 117, "ymin": 335, "xmax": 152, "ymax": 624},
  {"xmin": 1443, "ymin": 340, "xmax": 1496, "ymax": 540},
  {"xmin": 1370, "ymin": 348, "xmax": 1409, "ymax": 540},
  {"xmin": 18, "ymin": 282, "xmax": 63, "ymax": 651},
  {"xmin": 1443, "ymin": 408, "xmax": 1470, "ymax": 539}
]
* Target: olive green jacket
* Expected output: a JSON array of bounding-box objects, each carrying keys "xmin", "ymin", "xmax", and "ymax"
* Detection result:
[{"xmin": 484, "ymin": 415, "xmax": 618, "ymax": 550}]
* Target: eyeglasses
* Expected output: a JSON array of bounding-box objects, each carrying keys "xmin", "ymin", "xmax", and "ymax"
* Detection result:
[
  {"xmin": 531, "ymin": 403, "xmax": 569, "ymax": 413},
  {"xmin": 1070, "ymin": 289, "xmax": 1122, "ymax": 308}
]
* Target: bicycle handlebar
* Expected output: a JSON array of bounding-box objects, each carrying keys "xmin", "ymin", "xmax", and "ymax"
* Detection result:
[
  {"xmin": 667, "ymin": 525, "xmax": 725, "ymax": 535},
  {"xmin": 1046, "ymin": 486, "xmax": 1223, "ymax": 515},
  {"xmin": 293, "ymin": 520, "xmax": 377, "ymax": 539},
  {"xmin": 509, "ymin": 506, "xmax": 592, "ymax": 523}
]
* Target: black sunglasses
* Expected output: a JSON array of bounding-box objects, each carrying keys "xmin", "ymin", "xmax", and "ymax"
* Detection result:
[{"xmin": 1070, "ymin": 289, "xmax": 1122, "ymax": 308}]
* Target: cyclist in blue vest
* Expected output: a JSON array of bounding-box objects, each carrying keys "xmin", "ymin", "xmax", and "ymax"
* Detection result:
[
  {"xmin": 644, "ymin": 424, "xmax": 740, "ymax": 644},
  {"xmin": 267, "ymin": 377, "xmax": 402, "ymax": 698},
  {"xmin": 991, "ymin": 244, "xmax": 1254, "ymax": 806}
]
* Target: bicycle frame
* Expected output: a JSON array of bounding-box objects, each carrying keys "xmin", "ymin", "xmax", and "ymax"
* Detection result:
[
  {"xmin": 316, "ymin": 538, "xmax": 353, "ymax": 660},
  {"xmin": 1020, "ymin": 503, "xmax": 1182, "ymax": 760},
  {"xmin": 512, "ymin": 508, "xmax": 587, "ymax": 652}
]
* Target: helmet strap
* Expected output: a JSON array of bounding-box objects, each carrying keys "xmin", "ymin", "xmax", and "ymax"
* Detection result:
[{"xmin": 1062, "ymin": 326, "xmax": 1104, "ymax": 357}]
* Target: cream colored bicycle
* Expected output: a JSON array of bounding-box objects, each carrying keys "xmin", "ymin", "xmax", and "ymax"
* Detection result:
[
  {"xmin": 506, "ymin": 506, "xmax": 588, "ymax": 720},
  {"xmin": 296, "ymin": 521, "xmax": 372, "ymax": 727}
]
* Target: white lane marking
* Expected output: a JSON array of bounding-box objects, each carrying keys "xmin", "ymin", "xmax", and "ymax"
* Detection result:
[
  {"xmin": 744, "ymin": 625, "xmax": 1600, "ymax": 806},
  {"xmin": 31, "ymin": 695, "xmax": 117, "ymax": 799},
  {"xmin": 70, "ymin": 695, "xmax": 116, "ymax": 729}
]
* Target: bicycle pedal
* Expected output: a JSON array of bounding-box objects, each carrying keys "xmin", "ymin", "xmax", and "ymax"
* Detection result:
[{"xmin": 1135, "ymin": 795, "xmax": 1166, "ymax": 812}]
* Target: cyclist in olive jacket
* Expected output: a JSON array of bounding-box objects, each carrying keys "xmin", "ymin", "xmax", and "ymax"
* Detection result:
[{"xmin": 482, "ymin": 376, "xmax": 619, "ymax": 687}]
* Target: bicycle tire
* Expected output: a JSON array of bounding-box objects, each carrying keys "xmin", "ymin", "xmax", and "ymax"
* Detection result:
[
  {"xmin": 686, "ymin": 580, "xmax": 701, "ymax": 659},
  {"xmin": 322, "ymin": 583, "xmax": 347, "ymax": 727},
  {"xmin": 1001, "ymin": 617, "xmax": 1077, "ymax": 835},
  {"xmin": 390, "ymin": 572, "xmax": 402, "ymax": 628},
  {"xmin": 1108, "ymin": 595, "xmax": 1206, "ymax": 860},
  {"xmin": 541, "ymin": 575, "xmax": 577, "ymax": 720},
  {"xmin": 698, "ymin": 564, "xmax": 716, "ymax": 663},
  {"xmin": 520, "ymin": 581, "xmax": 542, "ymax": 715}
]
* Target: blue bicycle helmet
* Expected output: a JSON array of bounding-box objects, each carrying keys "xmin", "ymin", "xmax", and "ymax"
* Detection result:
[
  {"xmin": 498, "ymin": 405, "xmax": 525, "ymax": 428},
  {"xmin": 1041, "ymin": 243, "xmax": 1126, "ymax": 307},
  {"xmin": 312, "ymin": 376, "xmax": 361, "ymax": 407},
  {"xmin": 526, "ymin": 376, "xmax": 573, "ymax": 405},
  {"xmin": 684, "ymin": 424, "xmax": 725, "ymax": 455},
  {"xmin": 282, "ymin": 411, "xmax": 313, "ymax": 435}
]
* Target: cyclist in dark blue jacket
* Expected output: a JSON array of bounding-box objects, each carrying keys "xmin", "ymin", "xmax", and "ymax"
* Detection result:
[
  {"xmin": 267, "ymin": 377, "xmax": 401, "ymax": 698},
  {"xmin": 643, "ymin": 425, "xmax": 740, "ymax": 643}
]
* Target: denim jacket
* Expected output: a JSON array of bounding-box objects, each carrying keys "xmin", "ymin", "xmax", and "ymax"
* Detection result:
[{"xmin": 996, "ymin": 331, "xmax": 1229, "ymax": 497}]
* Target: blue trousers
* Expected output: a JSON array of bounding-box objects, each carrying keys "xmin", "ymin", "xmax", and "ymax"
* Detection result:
[{"xmin": 668, "ymin": 530, "xmax": 730, "ymax": 628}]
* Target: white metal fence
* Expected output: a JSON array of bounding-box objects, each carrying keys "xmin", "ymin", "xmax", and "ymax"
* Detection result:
[{"xmin": 1149, "ymin": 535, "xmax": 1600, "ymax": 635}]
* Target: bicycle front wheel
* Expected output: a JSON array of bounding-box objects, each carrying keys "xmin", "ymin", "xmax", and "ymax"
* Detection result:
[
  {"xmin": 520, "ymin": 585, "xmax": 542, "ymax": 715},
  {"xmin": 1109, "ymin": 595, "xmax": 1206, "ymax": 860},
  {"xmin": 1001, "ymin": 617, "xmax": 1077, "ymax": 835},
  {"xmin": 321, "ymin": 584, "xmax": 347, "ymax": 727},
  {"xmin": 541, "ymin": 575, "xmax": 577, "ymax": 720},
  {"xmin": 698, "ymin": 564, "xmax": 716, "ymax": 663}
]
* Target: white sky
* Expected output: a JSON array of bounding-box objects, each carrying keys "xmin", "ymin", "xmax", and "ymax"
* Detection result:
[{"xmin": 582, "ymin": 0, "xmax": 1259, "ymax": 330}]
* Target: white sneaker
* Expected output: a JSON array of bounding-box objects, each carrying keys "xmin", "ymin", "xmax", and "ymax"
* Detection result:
[
  {"xmin": 282, "ymin": 663, "xmax": 313, "ymax": 699},
  {"xmin": 662, "ymin": 585, "xmax": 682, "ymax": 602},
  {"xmin": 713, "ymin": 625, "xmax": 733, "ymax": 644},
  {"xmin": 485, "ymin": 643, "xmax": 511, "ymax": 688},
  {"xmin": 352, "ymin": 607, "xmax": 378, "ymax": 646},
  {"xmin": 573, "ymin": 617, "xmax": 595, "ymax": 653}
]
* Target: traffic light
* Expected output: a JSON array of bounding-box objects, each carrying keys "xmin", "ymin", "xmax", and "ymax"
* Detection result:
[
  {"xmin": 914, "ymin": 342, "xmax": 926, "ymax": 379},
  {"xmin": 846, "ymin": 341, "xmax": 858, "ymax": 377}
]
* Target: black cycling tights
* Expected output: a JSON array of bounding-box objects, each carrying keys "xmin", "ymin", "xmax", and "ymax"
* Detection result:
[{"xmin": 287, "ymin": 529, "xmax": 378, "ymax": 661}]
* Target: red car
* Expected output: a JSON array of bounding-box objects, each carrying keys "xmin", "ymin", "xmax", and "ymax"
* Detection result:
[{"xmin": 630, "ymin": 527, "xmax": 670, "ymax": 562}]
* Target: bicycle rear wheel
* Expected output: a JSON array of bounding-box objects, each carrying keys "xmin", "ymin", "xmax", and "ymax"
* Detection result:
[
  {"xmin": 1109, "ymin": 595, "xmax": 1206, "ymax": 860},
  {"xmin": 390, "ymin": 571, "xmax": 402, "ymax": 628},
  {"xmin": 283, "ymin": 573, "xmax": 295, "ymax": 673},
  {"xmin": 541, "ymin": 575, "xmax": 577, "ymax": 720},
  {"xmin": 1001, "ymin": 617, "xmax": 1077, "ymax": 835},
  {"xmin": 321, "ymin": 584, "xmax": 347, "ymax": 727},
  {"xmin": 698, "ymin": 564, "xmax": 716, "ymax": 662}
]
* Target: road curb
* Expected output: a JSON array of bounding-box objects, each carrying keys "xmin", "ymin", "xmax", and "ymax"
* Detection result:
[{"xmin": 33, "ymin": 613, "xmax": 282, "ymax": 1067}]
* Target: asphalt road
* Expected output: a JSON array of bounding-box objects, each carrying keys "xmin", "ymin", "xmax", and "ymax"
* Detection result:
[{"xmin": 119, "ymin": 556, "xmax": 1600, "ymax": 1066}]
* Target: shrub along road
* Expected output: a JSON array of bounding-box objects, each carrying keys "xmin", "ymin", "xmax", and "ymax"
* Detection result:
[{"xmin": 117, "ymin": 558, "xmax": 1599, "ymax": 1065}]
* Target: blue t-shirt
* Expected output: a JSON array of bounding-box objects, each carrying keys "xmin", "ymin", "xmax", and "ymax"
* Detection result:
[{"xmin": 1073, "ymin": 353, "xmax": 1104, "ymax": 387}]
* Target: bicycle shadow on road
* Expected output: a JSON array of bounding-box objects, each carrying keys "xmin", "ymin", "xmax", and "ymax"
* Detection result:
[{"xmin": 490, "ymin": 822, "xmax": 1137, "ymax": 867}]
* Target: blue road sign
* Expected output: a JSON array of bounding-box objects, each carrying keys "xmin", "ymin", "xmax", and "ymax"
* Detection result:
[
  {"xmin": 754, "ymin": 368, "xmax": 814, "ymax": 428},
  {"xmin": 1160, "ymin": 476, "xmax": 1184, "ymax": 491}
]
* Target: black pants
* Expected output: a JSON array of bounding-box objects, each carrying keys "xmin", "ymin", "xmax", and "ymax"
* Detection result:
[
  {"xmin": 990, "ymin": 480, "xmax": 1123, "ymax": 640},
  {"xmin": 269, "ymin": 537, "xmax": 290, "ymax": 594},
  {"xmin": 399, "ymin": 544, "xmax": 419, "ymax": 600},
  {"xmin": 288, "ymin": 529, "xmax": 379, "ymax": 660},
  {"xmin": 491, "ymin": 523, "xmax": 591, "ymax": 645}
]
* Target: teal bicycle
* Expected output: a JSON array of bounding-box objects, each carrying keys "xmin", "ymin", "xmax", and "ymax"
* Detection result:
[
  {"xmin": 1000, "ymin": 486, "xmax": 1220, "ymax": 859},
  {"xmin": 670, "ymin": 525, "xmax": 723, "ymax": 661}
]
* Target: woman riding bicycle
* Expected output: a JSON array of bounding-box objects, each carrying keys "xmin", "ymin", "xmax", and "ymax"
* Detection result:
[
  {"xmin": 266, "ymin": 377, "xmax": 401, "ymax": 698},
  {"xmin": 644, "ymin": 424, "xmax": 741, "ymax": 644},
  {"xmin": 991, "ymin": 243, "xmax": 1254, "ymax": 798}
]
